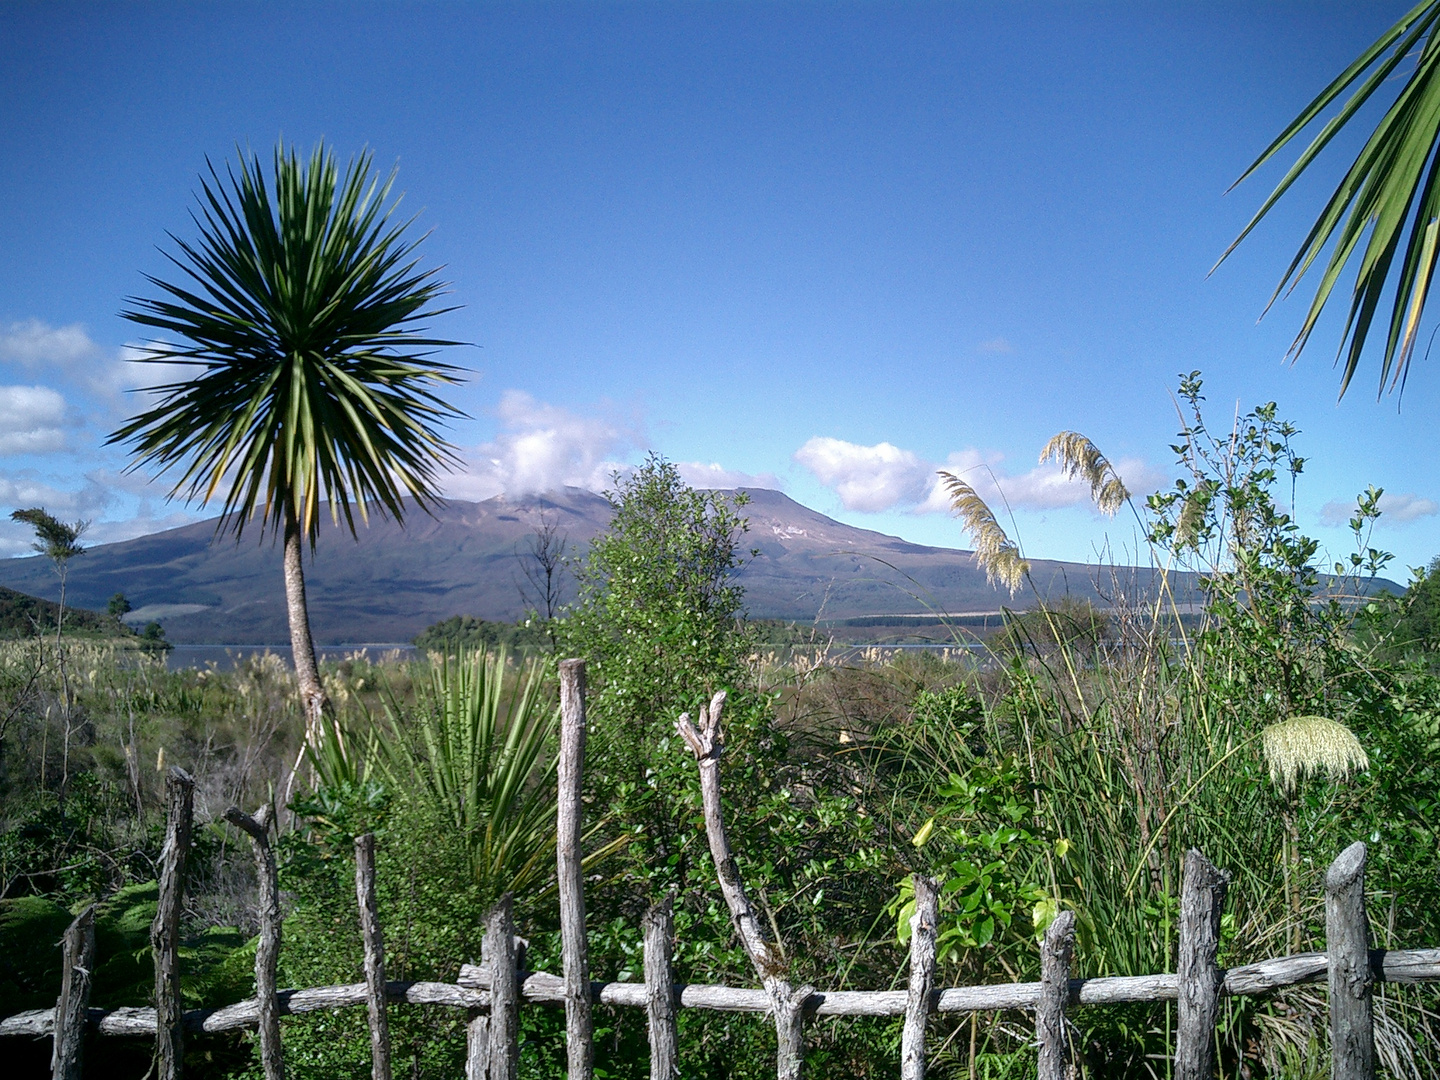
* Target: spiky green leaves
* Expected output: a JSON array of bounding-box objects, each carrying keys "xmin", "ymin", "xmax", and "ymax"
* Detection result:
[
  {"xmin": 1221, "ymin": 1, "xmax": 1440, "ymax": 397},
  {"xmin": 937, "ymin": 472, "xmax": 1029, "ymax": 595},
  {"xmin": 1261, "ymin": 715, "xmax": 1369, "ymax": 793},
  {"xmin": 110, "ymin": 141, "xmax": 465, "ymax": 546},
  {"xmin": 1039, "ymin": 432, "xmax": 1129, "ymax": 516}
]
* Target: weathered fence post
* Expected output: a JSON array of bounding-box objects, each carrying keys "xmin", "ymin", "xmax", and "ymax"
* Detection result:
[
  {"xmin": 1326, "ymin": 841, "xmax": 1374, "ymax": 1080},
  {"xmin": 225, "ymin": 805, "xmax": 284, "ymax": 1080},
  {"xmin": 355, "ymin": 833, "xmax": 391, "ymax": 1080},
  {"xmin": 51, "ymin": 904, "xmax": 95, "ymax": 1080},
  {"xmin": 486, "ymin": 894, "xmax": 519, "ymax": 1080},
  {"xmin": 152, "ymin": 766, "xmax": 193, "ymax": 1080},
  {"xmin": 1177, "ymin": 849, "xmax": 1229, "ymax": 1080},
  {"xmin": 900, "ymin": 876, "xmax": 939, "ymax": 1080},
  {"xmin": 465, "ymin": 1011, "xmax": 490, "ymax": 1080},
  {"xmin": 558, "ymin": 659, "xmax": 594, "ymax": 1080},
  {"xmin": 1036, "ymin": 909, "xmax": 1075, "ymax": 1080},
  {"xmin": 643, "ymin": 895, "xmax": 678, "ymax": 1080},
  {"xmin": 677, "ymin": 692, "xmax": 811, "ymax": 1080}
]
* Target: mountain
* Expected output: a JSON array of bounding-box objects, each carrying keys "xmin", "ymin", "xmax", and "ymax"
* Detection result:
[{"xmin": 0, "ymin": 487, "xmax": 1200, "ymax": 645}]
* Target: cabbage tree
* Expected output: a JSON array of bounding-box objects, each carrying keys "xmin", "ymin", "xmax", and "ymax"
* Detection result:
[{"xmin": 111, "ymin": 141, "xmax": 464, "ymax": 735}]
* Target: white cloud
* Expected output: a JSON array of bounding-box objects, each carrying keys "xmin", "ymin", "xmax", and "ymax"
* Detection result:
[
  {"xmin": 0, "ymin": 386, "xmax": 68, "ymax": 454},
  {"xmin": 0, "ymin": 320, "xmax": 100, "ymax": 370},
  {"xmin": 800, "ymin": 437, "xmax": 1168, "ymax": 516},
  {"xmin": 0, "ymin": 321, "xmax": 195, "ymax": 417},
  {"xmin": 447, "ymin": 391, "xmax": 641, "ymax": 500},
  {"xmin": 1321, "ymin": 491, "xmax": 1440, "ymax": 527},
  {"xmin": 0, "ymin": 472, "xmax": 114, "ymax": 518},
  {"xmin": 794, "ymin": 437, "xmax": 932, "ymax": 512},
  {"xmin": 677, "ymin": 461, "xmax": 783, "ymax": 490}
]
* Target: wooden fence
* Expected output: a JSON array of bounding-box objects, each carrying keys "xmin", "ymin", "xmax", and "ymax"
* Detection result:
[{"xmin": 4, "ymin": 658, "xmax": 1440, "ymax": 1080}]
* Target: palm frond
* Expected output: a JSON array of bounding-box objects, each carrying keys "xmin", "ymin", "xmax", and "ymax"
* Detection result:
[
  {"xmin": 109, "ymin": 141, "xmax": 467, "ymax": 546},
  {"xmin": 1039, "ymin": 431, "xmax": 1129, "ymax": 516},
  {"xmin": 1219, "ymin": 1, "xmax": 1440, "ymax": 397},
  {"xmin": 936, "ymin": 471, "xmax": 1029, "ymax": 595}
]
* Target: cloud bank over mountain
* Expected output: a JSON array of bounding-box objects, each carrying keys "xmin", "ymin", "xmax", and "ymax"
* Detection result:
[{"xmin": 794, "ymin": 435, "xmax": 1168, "ymax": 517}]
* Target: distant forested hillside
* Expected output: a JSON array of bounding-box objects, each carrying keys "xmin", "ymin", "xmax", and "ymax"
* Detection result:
[{"xmin": 0, "ymin": 585, "xmax": 130, "ymax": 640}]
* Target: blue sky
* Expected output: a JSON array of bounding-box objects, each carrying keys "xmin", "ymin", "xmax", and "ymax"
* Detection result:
[{"xmin": 2, "ymin": 1, "xmax": 1438, "ymax": 576}]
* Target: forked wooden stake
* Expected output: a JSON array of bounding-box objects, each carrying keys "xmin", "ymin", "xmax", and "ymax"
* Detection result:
[
  {"xmin": 225, "ymin": 805, "xmax": 284, "ymax": 1080},
  {"xmin": 677, "ymin": 691, "xmax": 812, "ymax": 1080}
]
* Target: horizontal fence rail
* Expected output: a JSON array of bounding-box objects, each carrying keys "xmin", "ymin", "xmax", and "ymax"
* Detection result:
[
  {"xmin": 5, "ymin": 661, "xmax": 1440, "ymax": 1080},
  {"xmin": 4, "ymin": 947, "xmax": 1438, "ymax": 1039}
]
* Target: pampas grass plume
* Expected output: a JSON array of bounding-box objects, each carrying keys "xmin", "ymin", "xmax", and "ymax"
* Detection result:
[
  {"xmin": 1040, "ymin": 431, "xmax": 1129, "ymax": 516},
  {"xmin": 1262, "ymin": 715, "xmax": 1369, "ymax": 793},
  {"xmin": 937, "ymin": 471, "xmax": 1029, "ymax": 595}
]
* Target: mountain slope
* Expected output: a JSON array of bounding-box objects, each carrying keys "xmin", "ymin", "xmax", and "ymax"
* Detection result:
[{"xmin": 0, "ymin": 487, "xmax": 1198, "ymax": 644}]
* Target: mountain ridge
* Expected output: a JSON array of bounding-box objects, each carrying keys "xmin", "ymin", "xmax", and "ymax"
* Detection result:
[{"xmin": 0, "ymin": 487, "xmax": 1214, "ymax": 644}]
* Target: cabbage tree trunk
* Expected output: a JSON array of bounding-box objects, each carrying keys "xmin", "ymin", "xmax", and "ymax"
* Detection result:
[{"xmin": 283, "ymin": 511, "xmax": 329, "ymax": 739}]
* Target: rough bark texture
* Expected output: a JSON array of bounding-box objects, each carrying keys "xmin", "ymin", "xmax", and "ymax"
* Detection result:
[
  {"xmin": 557, "ymin": 659, "xmax": 594, "ymax": 1080},
  {"xmin": 354, "ymin": 834, "xmax": 391, "ymax": 1080},
  {"xmin": 225, "ymin": 805, "xmax": 284, "ymax": 1080},
  {"xmin": 282, "ymin": 514, "xmax": 328, "ymax": 738},
  {"xmin": 51, "ymin": 905, "xmax": 95, "ymax": 1080},
  {"xmin": 465, "ymin": 1014, "xmax": 490, "ymax": 1080},
  {"xmin": 1177, "ymin": 849, "xmax": 1229, "ymax": 1080},
  {"xmin": 677, "ymin": 691, "xmax": 808, "ymax": 1080},
  {"xmin": 643, "ymin": 896, "xmax": 678, "ymax": 1080},
  {"xmin": 1326, "ymin": 842, "xmax": 1374, "ymax": 1080},
  {"xmin": 901, "ymin": 876, "xmax": 939, "ymax": 1080},
  {"xmin": 485, "ymin": 895, "xmax": 519, "ymax": 1080},
  {"xmin": 1037, "ymin": 910, "xmax": 1076, "ymax": 1080},
  {"xmin": 152, "ymin": 767, "xmax": 193, "ymax": 1080}
]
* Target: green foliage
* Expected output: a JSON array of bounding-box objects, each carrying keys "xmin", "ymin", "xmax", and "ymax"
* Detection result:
[
  {"xmin": 992, "ymin": 597, "xmax": 1113, "ymax": 657},
  {"xmin": 9, "ymin": 507, "xmax": 85, "ymax": 564},
  {"xmin": 893, "ymin": 755, "xmax": 1053, "ymax": 959},
  {"xmin": 0, "ymin": 895, "xmax": 70, "ymax": 1015},
  {"xmin": 412, "ymin": 615, "xmax": 543, "ymax": 655},
  {"xmin": 560, "ymin": 454, "xmax": 755, "ymax": 789},
  {"xmin": 0, "ymin": 585, "xmax": 131, "ymax": 640}
]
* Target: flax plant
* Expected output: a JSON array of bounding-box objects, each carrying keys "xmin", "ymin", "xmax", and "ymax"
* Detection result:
[{"xmin": 376, "ymin": 648, "xmax": 560, "ymax": 900}]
